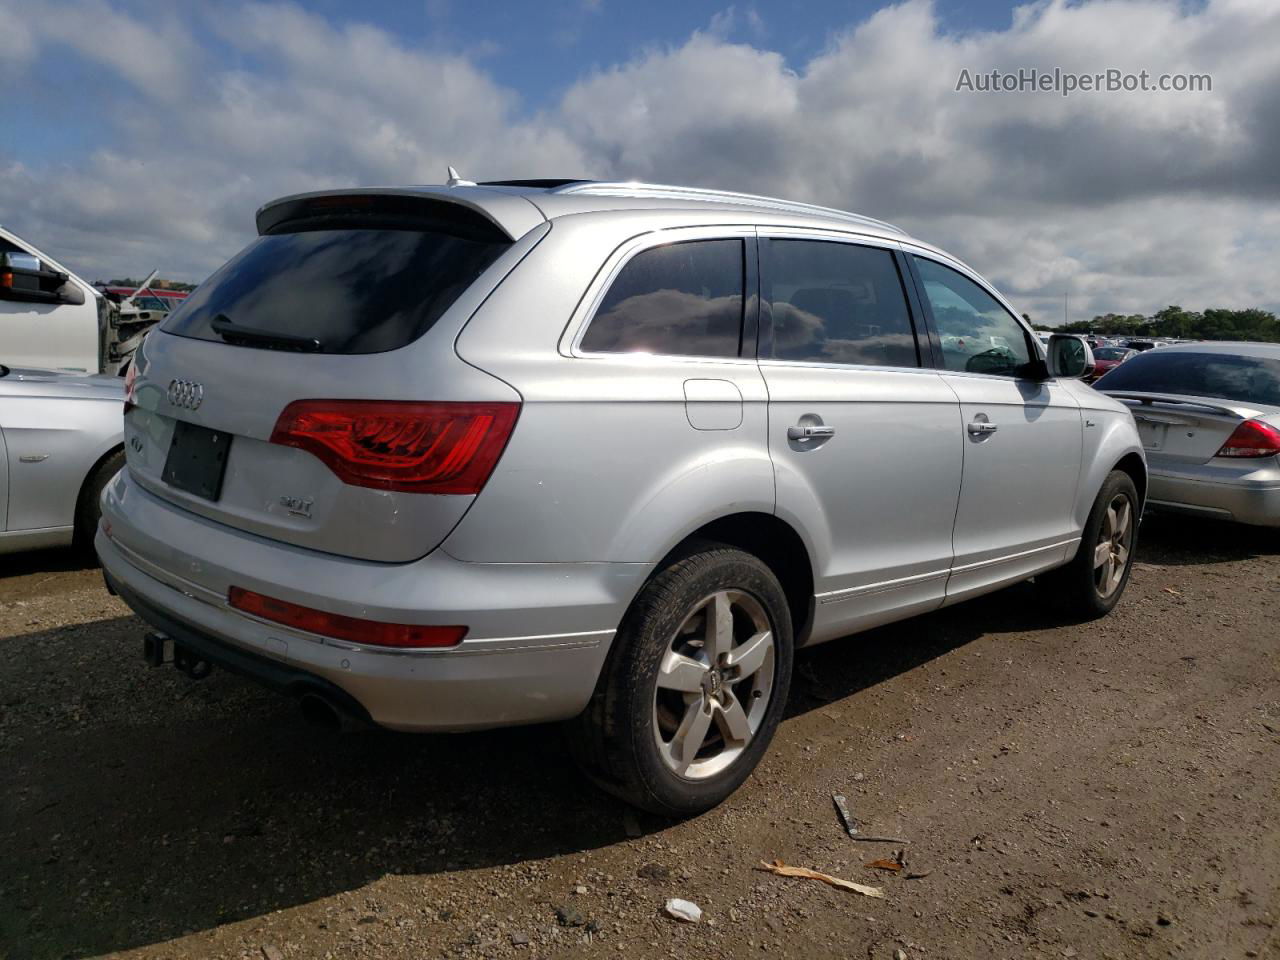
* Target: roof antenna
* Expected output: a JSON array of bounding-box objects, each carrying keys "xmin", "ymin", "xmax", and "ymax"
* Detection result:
[{"xmin": 446, "ymin": 165, "xmax": 475, "ymax": 187}]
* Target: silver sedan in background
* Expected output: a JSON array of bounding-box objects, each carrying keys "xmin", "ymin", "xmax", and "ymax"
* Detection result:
[
  {"xmin": 0, "ymin": 364, "xmax": 124, "ymax": 555},
  {"xmin": 1097, "ymin": 342, "xmax": 1280, "ymax": 527}
]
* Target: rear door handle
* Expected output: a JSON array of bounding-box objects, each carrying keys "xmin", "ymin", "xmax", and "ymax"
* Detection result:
[
  {"xmin": 787, "ymin": 424, "xmax": 836, "ymax": 441},
  {"xmin": 967, "ymin": 421, "xmax": 998, "ymax": 436}
]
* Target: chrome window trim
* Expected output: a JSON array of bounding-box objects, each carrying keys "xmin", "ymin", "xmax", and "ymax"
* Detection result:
[
  {"xmin": 754, "ymin": 225, "xmax": 903, "ymax": 248},
  {"xmin": 757, "ymin": 358, "xmax": 941, "ymax": 378}
]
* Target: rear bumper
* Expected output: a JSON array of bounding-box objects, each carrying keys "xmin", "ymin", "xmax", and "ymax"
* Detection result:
[
  {"xmin": 97, "ymin": 470, "xmax": 648, "ymax": 731},
  {"xmin": 106, "ymin": 569, "xmax": 374, "ymax": 723},
  {"xmin": 1147, "ymin": 464, "xmax": 1280, "ymax": 528}
]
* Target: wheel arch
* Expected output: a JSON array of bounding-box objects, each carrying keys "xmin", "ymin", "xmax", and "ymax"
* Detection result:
[
  {"xmin": 650, "ymin": 511, "xmax": 816, "ymax": 644},
  {"xmin": 74, "ymin": 442, "xmax": 125, "ymax": 538},
  {"xmin": 1074, "ymin": 411, "xmax": 1147, "ymax": 532},
  {"xmin": 1113, "ymin": 451, "xmax": 1147, "ymax": 509}
]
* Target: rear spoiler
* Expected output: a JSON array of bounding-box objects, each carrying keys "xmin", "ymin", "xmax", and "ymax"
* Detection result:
[
  {"xmin": 255, "ymin": 186, "xmax": 545, "ymax": 240},
  {"xmin": 1102, "ymin": 391, "xmax": 1264, "ymax": 421}
]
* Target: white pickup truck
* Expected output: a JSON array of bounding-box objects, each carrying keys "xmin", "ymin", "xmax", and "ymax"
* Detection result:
[{"xmin": 0, "ymin": 225, "xmax": 161, "ymax": 375}]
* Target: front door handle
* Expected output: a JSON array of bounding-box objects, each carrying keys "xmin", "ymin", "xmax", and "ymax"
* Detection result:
[
  {"xmin": 967, "ymin": 421, "xmax": 998, "ymax": 436},
  {"xmin": 788, "ymin": 424, "xmax": 836, "ymax": 441}
]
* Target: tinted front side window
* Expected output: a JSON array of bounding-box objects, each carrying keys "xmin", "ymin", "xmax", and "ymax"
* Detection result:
[
  {"xmin": 765, "ymin": 240, "xmax": 918, "ymax": 367},
  {"xmin": 914, "ymin": 257, "xmax": 1032, "ymax": 377},
  {"xmin": 581, "ymin": 239, "xmax": 743, "ymax": 358},
  {"xmin": 163, "ymin": 228, "xmax": 509, "ymax": 354},
  {"xmin": 1097, "ymin": 351, "xmax": 1280, "ymax": 406}
]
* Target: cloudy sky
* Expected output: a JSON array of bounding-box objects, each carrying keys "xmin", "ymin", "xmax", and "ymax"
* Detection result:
[{"xmin": 1, "ymin": 0, "xmax": 1277, "ymax": 324}]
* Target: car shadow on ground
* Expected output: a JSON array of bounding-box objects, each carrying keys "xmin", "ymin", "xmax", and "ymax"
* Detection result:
[
  {"xmin": 2, "ymin": 579, "xmax": 1077, "ymax": 958},
  {"xmin": 0, "ymin": 546, "xmax": 93, "ymax": 580},
  {"xmin": 1137, "ymin": 513, "xmax": 1279, "ymax": 566},
  {"xmin": 786, "ymin": 579, "xmax": 1081, "ymax": 718}
]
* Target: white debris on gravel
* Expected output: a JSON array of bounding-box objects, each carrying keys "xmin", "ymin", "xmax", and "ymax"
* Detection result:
[{"xmin": 663, "ymin": 898, "xmax": 702, "ymax": 923}]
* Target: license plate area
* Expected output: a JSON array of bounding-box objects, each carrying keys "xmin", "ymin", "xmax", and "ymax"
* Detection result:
[
  {"xmin": 162, "ymin": 421, "xmax": 232, "ymax": 501},
  {"xmin": 1135, "ymin": 420, "xmax": 1167, "ymax": 451}
]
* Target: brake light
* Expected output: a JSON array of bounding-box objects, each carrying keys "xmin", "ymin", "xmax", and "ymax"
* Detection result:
[
  {"xmin": 228, "ymin": 586, "xmax": 466, "ymax": 648},
  {"xmin": 270, "ymin": 400, "xmax": 519, "ymax": 494},
  {"xmin": 0, "ymin": 271, "xmax": 12, "ymax": 290},
  {"xmin": 1215, "ymin": 419, "xmax": 1280, "ymax": 458}
]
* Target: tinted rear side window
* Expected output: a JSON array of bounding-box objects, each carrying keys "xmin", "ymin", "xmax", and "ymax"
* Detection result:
[
  {"xmin": 1097, "ymin": 351, "xmax": 1280, "ymax": 406},
  {"xmin": 764, "ymin": 240, "xmax": 918, "ymax": 367},
  {"xmin": 163, "ymin": 226, "xmax": 509, "ymax": 354},
  {"xmin": 581, "ymin": 239, "xmax": 743, "ymax": 358}
]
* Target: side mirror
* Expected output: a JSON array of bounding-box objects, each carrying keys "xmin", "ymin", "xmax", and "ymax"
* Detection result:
[
  {"xmin": 0, "ymin": 251, "xmax": 85, "ymax": 306},
  {"xmin": 1047, "ymin": 334, "xmax": 1095, "ymax": 379}
]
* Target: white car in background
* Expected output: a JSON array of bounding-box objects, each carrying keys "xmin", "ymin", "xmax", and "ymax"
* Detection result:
[{"xmin": 0, "ymin": 225, "xmax": 158, "ymax": 376}]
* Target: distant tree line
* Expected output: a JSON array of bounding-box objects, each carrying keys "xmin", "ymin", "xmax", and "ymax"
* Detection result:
[
  {"xmin": 103, "ymin": 277, "xmax": 198, "ymax": 292},
  {"xmin": 1032, "ymin": 305, "xmax": 1280, "ymax": 342}
]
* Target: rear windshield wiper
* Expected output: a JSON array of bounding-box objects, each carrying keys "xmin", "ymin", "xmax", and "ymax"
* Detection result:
[{"xmin": 210, "ymin": 314, "xmax": 322, "ymax": 353}]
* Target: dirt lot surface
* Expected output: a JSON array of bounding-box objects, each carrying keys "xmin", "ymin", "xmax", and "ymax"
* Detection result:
[{"xmin": 2, "ymin": 516, "xmax": 1278, "ymax": 960}]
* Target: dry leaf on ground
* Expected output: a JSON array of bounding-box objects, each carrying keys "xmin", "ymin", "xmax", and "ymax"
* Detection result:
[
  {"xmin": 865, "ymin": 858, "xmax": 904, "ymax": 872},
  {"xmin": 757, "ymin": 860, "xmax": 885, "ymax": 898}
]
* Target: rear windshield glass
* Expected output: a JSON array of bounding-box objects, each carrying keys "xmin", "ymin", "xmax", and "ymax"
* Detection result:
[
  {"xmin": 162, "ymin": 225, "xmax": 509, "ymax": 354},
  {"xmin": 1097, "ymin": 350, "xmax": 1280, "ymax": 406}
]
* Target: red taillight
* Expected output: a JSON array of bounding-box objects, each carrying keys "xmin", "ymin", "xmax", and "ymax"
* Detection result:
[
  {"xmin": 1215, "ymin": 419, "xmax": 1280, "ymax": 458},
  {"xmin": 228, "ymin": 586, "xmax": 466, "ymax": 648},
  {"xmin": 269, "ymin": 400, "xmax": 519, "ymax": 494}
]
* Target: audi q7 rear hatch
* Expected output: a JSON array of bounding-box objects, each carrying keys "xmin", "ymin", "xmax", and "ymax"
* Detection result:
[{"xmin": 122, "ymin": 193, "xmax": 525, "ymax": 563}]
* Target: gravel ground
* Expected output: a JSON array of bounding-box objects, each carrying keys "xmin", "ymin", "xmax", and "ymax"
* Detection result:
[{"xmin": 2, "ymin": 515, "xmax": 1278, "ymax": 960}]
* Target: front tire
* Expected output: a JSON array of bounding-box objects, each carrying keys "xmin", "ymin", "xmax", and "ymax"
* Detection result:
[
  {"xmin": 1039, "ymin": 469, "xmax": 1139, "ymax": 619},
  {"xmin": 568, "ymin": 544, "xmax": 794, "ymax": 816}
]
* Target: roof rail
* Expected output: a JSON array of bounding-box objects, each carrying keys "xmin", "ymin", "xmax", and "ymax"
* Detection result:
[{"xmin": 551, "ymin": 181, "xmax": 906, "ymax": 235}]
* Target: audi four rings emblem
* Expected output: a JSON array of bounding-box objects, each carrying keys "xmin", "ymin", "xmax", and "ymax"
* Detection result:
[{"xmin": 167, "ymin": 379, "xmax": 204, "ymax": 410}]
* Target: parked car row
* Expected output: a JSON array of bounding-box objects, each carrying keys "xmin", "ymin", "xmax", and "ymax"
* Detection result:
[{"xmin": 4, "ymin": 178, "xmax": 1273, "ymax": 815}]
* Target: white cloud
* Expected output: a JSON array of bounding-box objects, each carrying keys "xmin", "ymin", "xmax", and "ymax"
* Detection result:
[
  {"xmin": 0, "ymin": 2, "xmax": 36, "ymax": 65},
  {"xmin": 1, "ymin": 0, "xmax": 1278, "ymax": 322},
  {"xmin": 12, "ymin": 0, "xmax": 199, "ymax": 98}
]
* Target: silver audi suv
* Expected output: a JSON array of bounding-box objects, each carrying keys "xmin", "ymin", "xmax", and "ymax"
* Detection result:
[{"xmin": 98, "ymin": 179, "xmax": 1146, "ymax": 814}]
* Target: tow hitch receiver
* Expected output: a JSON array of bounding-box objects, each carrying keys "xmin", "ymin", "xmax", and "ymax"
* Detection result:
[
  {"xmin": 143, "ymin": 632, "xmax": 169, "ymax": 667},
  {"xmin": 143, "ymin": 632, "xmax": 213, "ymax": 680}
]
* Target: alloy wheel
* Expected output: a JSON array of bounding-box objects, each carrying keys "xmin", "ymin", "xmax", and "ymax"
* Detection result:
[
  {"xmin": 652, "ymin": 589, "xmax": 776, "ymax": 780},
  {"xmin": 1093, "ymin": 493, "xmax": 1134, "ymax": 598}
]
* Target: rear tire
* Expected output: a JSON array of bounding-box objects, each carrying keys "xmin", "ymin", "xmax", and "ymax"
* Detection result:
[
  {"xmin": 1038, "ymin": 469, "xmax": 1139, "ymax": 619},
  {"xmin": 567, "ymin": 544, "xmax": 793, "ymax": 817},
  {"xmin": 73, "ymin": 449, "xmax": 125, "ymax": 563}
]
